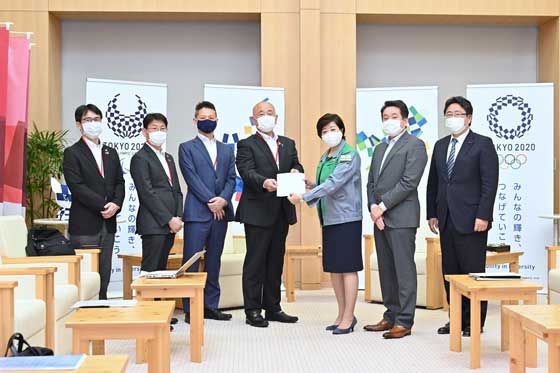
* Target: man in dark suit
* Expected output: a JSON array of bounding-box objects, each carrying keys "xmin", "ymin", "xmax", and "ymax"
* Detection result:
[
  {"xmin": 363, "ymin": 100, "xmax": 428, "ymax": 339},
  {"xmin": 236, "ymin": 101, "xmax": 304, "ymax": 328},
  {"xmin": 179, "ymin": 101, "xmax": 236, "ymax": 323},
  {"xmin": 130, "ymin": 113, "xmax": 183, "ymax": 275},
  {"xmin": 64, "ymin": 104, "xmax": 125, "ymax": 300},
  {"xmin": 427, "ymin": 96, "xmax": 499, "ymax": 337}
]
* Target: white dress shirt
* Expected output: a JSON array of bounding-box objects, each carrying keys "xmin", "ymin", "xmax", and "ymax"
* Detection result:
[
  {"xmin": 446, "ymin": 128, "xmax": 470, "ymax": 165},
  {"xmin": 257, "ymin": 130, "xmax": 280, "ymax": 167},
  {"xmin": 83, "ymin": 136, "xmax": 104, "ymax": 177},
  {"xmin": 147, "ymin": 143, "xmax": 172, "ymax": 184},
  {"xmin": 197, "ymin": 133, "xmax": 218, "ymax": 168}
]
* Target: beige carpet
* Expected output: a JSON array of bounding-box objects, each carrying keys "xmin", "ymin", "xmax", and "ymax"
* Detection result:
[{"xmin": 106, "ymin": 290, "xmax": 549, "ymax": 372}]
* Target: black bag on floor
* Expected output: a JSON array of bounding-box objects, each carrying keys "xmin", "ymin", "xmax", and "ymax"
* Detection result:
[
  {"xmin": 3, "ymin": 333, "xmax": 54, "ymax": 357},
  {"xmin": 26, "ymin": 226, "xmax": 74, "ymax": 256}
]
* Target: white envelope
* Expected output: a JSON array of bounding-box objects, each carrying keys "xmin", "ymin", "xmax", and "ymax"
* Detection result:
[{"xmin": 276, "ymin": 173, "xmax": 306, "ymax": 197}]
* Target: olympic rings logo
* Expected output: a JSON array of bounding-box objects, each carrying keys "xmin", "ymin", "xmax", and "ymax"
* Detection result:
[{"xmin": 498, "ymin": 153, "xmax": 527, "ymax": 170}]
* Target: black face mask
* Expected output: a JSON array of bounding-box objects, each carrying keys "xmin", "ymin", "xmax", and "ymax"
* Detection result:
[{"xmin": 197, "ymin": 119, "xmax": 217, "ymax": 134}]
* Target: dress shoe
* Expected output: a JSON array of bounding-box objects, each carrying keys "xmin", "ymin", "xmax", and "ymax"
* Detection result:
[
  {"xmin": 265, "ymin": 310, "xmax": 298, "ymax": 323},
  {"xmin": 462, "ymin": 326, "xmax": 483, "ymax": 337},
  {"xmin": 170, "ymin": 325, "xmax": 174, "ymax": 332},
  {"xmin": 204, "ymin": 308, "xmax": 232, "ymax": 321},
  {"xmin": 325, "ymin": 324, "xmax": 338, "ymax": 331},
  {"xmin": 246, "ymin": 310, "xmax": 269, "ymax": 328},
  {"xmin": 170, "ymin": 317, "xmax": 178, "ymax": 325},
  {"xmin": 184, "ymin": 312, "xmax": 190, "ymax": 324},
  {"xmin": 333, "ymin": 317, "xmax": 357, "ymax": 335},
  {"xmin": 363, "ymin": 319, "xmax": 393, "ymax": 332},
  {"xmin": 383, "ymin": 325, "xmax": 412, "ymax": 339},
  {"xmin": 437, "ymin": 322, "xmax": 450, "ymax": 335}
]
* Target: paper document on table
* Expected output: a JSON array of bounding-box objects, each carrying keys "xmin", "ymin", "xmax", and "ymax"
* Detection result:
[
  {"xmin": 276, "ymin": 173, "xmax": 306, "ymax": 197},
  {"xmin": 0, "ymin": 354, "xmax": 86, "ymax": 370}
]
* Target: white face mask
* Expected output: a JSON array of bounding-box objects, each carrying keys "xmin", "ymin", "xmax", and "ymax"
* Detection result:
[
  {"xmin": 82, "ymin": 121, "xmax": 103, "ymax": 140},
  {"xmin": 382, "ymin": 119, "xmax": 403, "ymax": 137},
  {"xmin": 149, "ymin": 130, "xmax": 167, "ymax": 146},
  {"xmin": 445, "ymin": 117, "xmax": 466, "ymax": 135},
  {"xmin": 257, "ymin": 115, "xmax": 276, "ymax": 133},
  {"xmin": 321, "ymin": 131, "xmax": 343, "ymax": 148}
]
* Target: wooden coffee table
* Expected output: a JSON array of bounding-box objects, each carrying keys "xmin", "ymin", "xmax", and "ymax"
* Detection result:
[
  {"xmin": 445, "ymin": 275, "xmax": 542, "ymax": 369},
  {"xmin": 504, "ymin": 305, "xmax": 560, "ymax": 373},
  {"xmin": 66, "ymin": 301, "xmax": 174, "ymax": 373},
  {"xmin": 132, "ymin": 274, "xmax": 207, "ymax": 363},
  {"xmin": 284, "ymin": 245, "xmax": 321, "ymax": 302}
]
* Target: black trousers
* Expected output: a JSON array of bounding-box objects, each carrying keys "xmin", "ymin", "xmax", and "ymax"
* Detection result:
[
  {"xmin": 441, "ymin": 214, "xmax": 488, "ymax": 329},
  {"xmin": 242, "ymin": 215, "xmax": 289, "ymax": 313},
  {"xmin": 140, "ymin": 233, "xmax": 175, "ymax": 272},
  {"xmin": 70, "ymin": 222, "xmax": 114, "ymax": 300}
]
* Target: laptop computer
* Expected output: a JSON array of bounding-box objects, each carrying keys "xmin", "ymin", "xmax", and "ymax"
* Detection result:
[{"xmin": 143, "ymin": 250, "xmax": 206, "ymax": 279}]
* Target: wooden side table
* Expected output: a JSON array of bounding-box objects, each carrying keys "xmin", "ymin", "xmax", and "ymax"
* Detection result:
[
  {"xmin": 504, "ymin": 304, "xmax": 560, "ymax": 373},
  {"xmin": 445, "ymin": 275, "xmax": 542, "ymax": 369},
  {"xmin": 439, "ymin": 250, "xmax": 524, "ymax": 310},
  {"xmin": 66, "ymin": 301, "xmax": 174, "ymax": 373},
  {"xmin": 283, "ymin": 245, "xmax": 321, "ymax": 302},
  {"xmin": 118, "ymin": 253, "xmax": 183, "ymax": 299},
  {"xmin": 132, "ymin": 274, "xmax": 207, "ymax": 363}
]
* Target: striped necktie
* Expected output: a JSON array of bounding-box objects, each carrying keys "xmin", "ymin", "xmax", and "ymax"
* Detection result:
[{"xmin": 447, "ymin": 138, "xmax": 458, "ymax": 178}]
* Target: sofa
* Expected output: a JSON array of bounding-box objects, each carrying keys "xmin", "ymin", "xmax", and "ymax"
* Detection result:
[
  {"xmin": 546, "ymin": 245, "xmax": 560, "ymax": 303},
  {"xmin": 0, "ymin": 215, "xmax": 100, "ymax": 353}
]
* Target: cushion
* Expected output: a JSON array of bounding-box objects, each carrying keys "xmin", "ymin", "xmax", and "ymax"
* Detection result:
[
  {"xmin": 220, "ymin": 254, "xmax": 244, "ymax": 276},
  {"xmin": 55, "ymin": 284, "xmax": 79, "ymax": 320},
  {"xmin": 0, "ymin": 216, "xmax": 27, "ymax": 258},
  {"xmin": 370, "ymin": 251, "xmax": 427, "ymax": 275},
  {"xmin": 549, "ymin": 269, "xmax": 560, "ymax": 292},
  {"xmin": 14, "ymin": 299, "xmax": 46, "ymax": 338},
  {"xmin": 81, "ymin": 272, "xmax": 100, "ymax": 300}
]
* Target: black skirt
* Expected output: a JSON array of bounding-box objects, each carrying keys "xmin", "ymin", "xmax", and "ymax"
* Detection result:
[{"xmin": 322, "ymin": 220, "xmax": 363, "ymax": 273}]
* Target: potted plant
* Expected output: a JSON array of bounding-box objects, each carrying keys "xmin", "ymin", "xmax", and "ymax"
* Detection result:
[{"xmin": 25, "ymin": 123, "xmax": 68, "ymax": 226}]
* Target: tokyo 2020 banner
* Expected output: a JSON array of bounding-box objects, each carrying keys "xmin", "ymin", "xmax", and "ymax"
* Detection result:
[
  {"xmin": 467, "ymin": 83, "xmax": 553, "ymax": 290},
  {"xmin": 86, "ymin": 78, "xmax": 167, "ymax": 296}
]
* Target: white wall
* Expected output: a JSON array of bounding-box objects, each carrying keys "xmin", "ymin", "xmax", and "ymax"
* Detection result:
[
  {"xmin": 61, "ymin": 20, "xmax": 260, "ymax": 193},
  {"xmin": 357, "ymin": 24, "xmax": 538, "ymax": 135}
]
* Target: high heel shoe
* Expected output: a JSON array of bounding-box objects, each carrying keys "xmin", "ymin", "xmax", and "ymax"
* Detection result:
[
  {"xmin": 325, "ymin": 324, "xmax": 338, "ymax": 331},
  {"xmin": 332, "ymin": 317, "xmax": 357, "ymax": 335}
]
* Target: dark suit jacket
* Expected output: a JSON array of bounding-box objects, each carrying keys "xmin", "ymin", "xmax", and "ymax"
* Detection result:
[
  {"xmin": 426, "ymin": 130, "xmax": 499, "ymax": 234},
  {"xmin": 178, "ymin": 137, "xmax": 236, "ymax": 222},
  {"xmin": 130, "ymin": 144, "xmax": 183, "ymax": 235},
  {"xmin": 63, "ymin": 139, "xmax": 125, "ymax": 235},
  {"xmin": 235, "ymin": 133, "xmax": 304, "ymax": 227}
]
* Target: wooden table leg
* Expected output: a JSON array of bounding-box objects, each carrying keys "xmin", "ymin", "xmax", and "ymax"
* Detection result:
[
  {"xmin": 449, "ymin": 282, "xmax": 462, "ymax": 352},
  {"xmin": 190, "ymin": 289, "xmax": 203, "ymax": 363},
  {"xmin": 501, "ymin": 300, "xmax": 517, "ymax": 352},
  {"xmin": 136, "ymin": 294, "xmax": 149, "ymax": 364},
  {"xmin": 524, "ymin": 294, "xmax": 538, "ymax": 368},
  {"xmin": 285, "ymin": 255, "xmax": 295, "ymax": 302},
  {"xmin": 509, "ymin": 314, "xmax": 525, "ymax": 373},
  {"xmin": 72, "ymin": 331, "xmax": 89, "ymax": 354},
  {"xmin": 149, "ymin": 326, "xmax": 170, "ymax": 373},
  {"xmin": 91, "ymin": 340, "xmax": 104, "ymax": 355},
  {"xmin": 122, "ymin": 258, "xmax": 132, "ymax": 300},
  {"xmin": 470, "ymin": 295, "xmax": 481, "ymax": 369},
  {"xmin": 510, "ymin": 259, "xmax": 519, "ymax": 273},
  {"xmin": 548, "ymin": 335, "xmax": 560, "ymax": 373}
]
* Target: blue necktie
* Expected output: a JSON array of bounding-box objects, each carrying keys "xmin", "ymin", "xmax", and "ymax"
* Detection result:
[{"xmin": 447, "ymin": 138, "xmax": 458, "ymax": 178}]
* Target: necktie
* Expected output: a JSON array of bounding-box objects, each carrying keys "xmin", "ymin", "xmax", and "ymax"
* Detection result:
[{"xmin": 447, "ymin": 138, "xmax": 458, "ymax": 178}]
